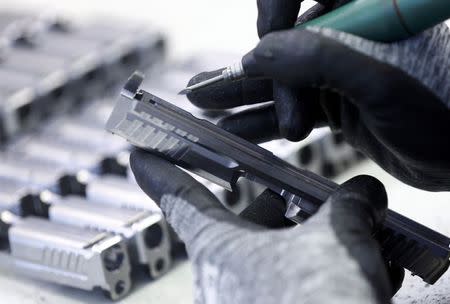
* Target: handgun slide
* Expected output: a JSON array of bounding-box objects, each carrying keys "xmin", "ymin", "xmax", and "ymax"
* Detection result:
[{"xmin": 106, "ymin": 72, "xmax": 450, "ymax": 285}]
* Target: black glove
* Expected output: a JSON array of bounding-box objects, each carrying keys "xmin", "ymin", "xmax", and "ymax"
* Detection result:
[
  {"xmin": 186, "ymin": 2, "xmax": 450, "ymax": 192},
  {"xmin": 131, "ymin": 150, "xmax": 400, "ymax": 304}
]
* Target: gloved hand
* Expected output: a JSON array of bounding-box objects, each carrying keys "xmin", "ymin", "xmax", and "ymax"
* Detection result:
[
  {"xmin": 186, "ymin": 1, "xmax": 450, "ymax": 192},
  {"xmin": 131, "ymin": 150, "xmax": 401, "ymax": 304}
]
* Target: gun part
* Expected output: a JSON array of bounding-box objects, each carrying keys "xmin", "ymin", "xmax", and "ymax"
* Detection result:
[
  {"xmin": 42, "ymin": 118, "xmax": 128, "ymax": 153},
  {"xmin": 0, "ymin": 164, "xmax": 172, "ymax": 279},
  {"xmin": 0, "ymin": 13, "xmax": 32, "ymax": 41},
  {"xmin": 0, "ymin": 178, "xmax": 38, "ymax": 216},
  {"xmin": 0, "ymin": 153, "xmax": 134, "ymax": 200},
  {"xmin": 83, "ymin": 175, "xmax": 187, "ymax": 257},
  {"xmin": 0, "ymin": 14, "xmax": 166, "ymax": 145},
  {"xmin": 48, "ymin": 195, "xmax": 172, "ymax": 279},
  {"xmin": 16, "ymin": 19, "xmax": 165, "ymax": 94},
  {"xmin": 107, "ymin": 72, "xmax": 450, "ymax": 284},
  {"xmin": 2, "ymin": 212, "xmax": 132, "ymax": 300},
  {"xmin": 7, "ymin": 137, "xmax": 128, "ymax": 179},
  {"xmin": 85, "ymin": 175, "xmax": 160, "ymax": 211}
]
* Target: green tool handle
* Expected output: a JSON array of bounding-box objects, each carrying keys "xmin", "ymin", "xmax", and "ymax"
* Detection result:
[{"xmin": 297, "ymin": 0, "xmax": 450, "ymax": 42}]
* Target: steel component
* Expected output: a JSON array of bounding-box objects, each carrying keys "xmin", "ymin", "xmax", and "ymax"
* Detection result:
[
  {"xmin": 0, "ymin": 14, "xmax": 166, "ymax": 145},
  {"xmin": 0, "ymin": 178, "xmax": 37, "ymax": 216},
  {"xmin": 7, "ymin": 215, "xmax": 131, "ymax": 300},
  {"xmin": 0, "ymin": 156, "xmax": 68, "ymax": 193},
  {"xmin": 106, "ymin": 72, "xmax": 450, "ymax": 284},
  {"xmin": 8, "ymin": 137, "xmax": 103, "ymax": 173},
  {"xmin": 42, "ymin": 118, "xmax": 128, "ymax": 153},
  {"xmin": 48, "ymin": 195, "xmax": 172, "ymax": 279},
  {"xmin": 85, "ymin": 175, "xmax": 160, "ymax": 212},
  {"xmin": 0, "ymin": 13, "xmax": 33, "ymax": 41},
  {"xmin": 0, "ymin": 164, "xmax": 171, "ymax": 279}
]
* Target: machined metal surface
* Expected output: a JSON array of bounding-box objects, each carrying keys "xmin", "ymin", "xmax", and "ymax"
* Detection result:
[
  {"xmin": 8, "ymin": 138, "xmax": 103, "ymax": 172},
  {"xmin": 0, "ymin": 14, "xmax": 165, "ymax": 145},
  {"xmin": 85, "ymin": 175, "xmax": 160, "ymax": 212},
  {"xmin": 48, "ymin": 195, "xmax": 172, "ymax": 279},
  {"xmin": 42, "ymin": 118, "xmax": 128, "ymax": 153},
  {"xmin": 5, "ymin": 214, "xmax": 132, "ymax": 300},
  {"xmin": 0, "ymin": 178, "xmax": 36, "ymax": 216}
]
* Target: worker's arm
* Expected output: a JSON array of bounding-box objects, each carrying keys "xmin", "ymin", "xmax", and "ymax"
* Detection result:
[
  {"xmin": 130, "ymin": 150, "xmax": 396, "ymax": 304},
  {"xmin": 186, "ymin": 2, "xmax": 450, "ymax": 192}
]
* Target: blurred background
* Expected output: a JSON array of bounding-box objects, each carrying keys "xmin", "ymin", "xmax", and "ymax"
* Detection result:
[{"xmin": 0, "ymin": 1, "xmax": 449, "ymax": 303}]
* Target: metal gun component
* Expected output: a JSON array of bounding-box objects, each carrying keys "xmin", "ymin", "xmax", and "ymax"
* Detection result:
[
  {"xmin": 0, "ymin": 70, "xmax": 38, "ymax": 142},
  {"xmin": 0, "ymin": 178, "xmax": 37, "ymax": 216},
  {"xmin": 0, "ymin": 157, "xmax": 63, "ymax": 191},
  {"xmin": 18, "ymin": 17, "xmax": 165, "ymax": 93},
  {"xmin": 293, "ymin": 133, "xmax": 364, "ymax": 179},
  {"xmin": 0, "ymin": 47, "xmax": 75, "ymax": 141},
  {"xmin": 0, "ymin": 45, "xmax": 82, "ymax": 142},
  {"xmin": 85, "ymin": 175, "xmax": 187, "ymax": 258},
  {"xmin": 319, "ymin": 133, "xmax": 362, "ymax": 178},
  {"xmin": 16, "ymin": 134, "xmax": 129, "ymax": 176},
  {"xmin": 48, "ymin": 195, "xmax": 172, "ymax": 279},
  {"xmin": 0, "ymin": 156, "xmax": 89, "ymax": 196},
  {"xmin": 78, "ymin": 100, "xmax": 115, "ymax": 126},
  {"xmin": 106, "ymin": 72, "xmax": 450, "ymax": 284},
  {"xmin": 7, "ymin": 136, "xmax": 128, "ymax": 178},
  {"xmin": 0, "ymin": 149, "xmax": 130, "ymax": 198},
  {"xmin": 0, "ymin": 13, "xmax": 33, "ymax": 41},
  {"xmin": 85, "ymin": 175, "xmax": 160, "ymax": 212},
  {"xmin": 42, "ymin": 118, "xmax": 128, "ymax": 153},
  {"xmin": 2, "ymin": 211, "xmax": 132, "ymax": 300},
  {"xmin": 8, "ymin": 137, "xmax": 104, "ymax": 172},
  {"xmin": 0, "ymin": 161, "xmax": 171, "ymax": 278},
  {"xmin": 0, "ymin": 44, "xmax": 77, "ymax": 111},
  {"xmin": 40, "ymin": 17, "xmax": 163, "ymax": 72},
  {"xmin": 4, "ymin": 37, "xmax": 102, "ymax": 103},
  {"xmin": 100, "ymin": 29, "xmax": 166, "ymax": 82}
]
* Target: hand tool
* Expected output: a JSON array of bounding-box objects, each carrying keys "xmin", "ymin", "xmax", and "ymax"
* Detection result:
[{"xmin": 179, "ymin": 0, "xmax": 450, "ymax": 94}]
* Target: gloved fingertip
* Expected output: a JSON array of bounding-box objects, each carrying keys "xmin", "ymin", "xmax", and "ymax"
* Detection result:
[
  {"xmin": 217, "ymin": 105, "xmax": 280, "ymax": 144},
  {"xmin": 130, "ymin": 149, "xmax": 196, "ymax": 205},
  {"xmin": 129, "ymin": 149, "xmax": 150, "ymax": 177},
  {"xmin": 386, "ymin": 262, "xmax": 405, "ymax": 296},
  {"xmin": 337, "ymin": 175, "xmax": 388, "ymax": 227},
  {"xmin": 185, "ymin": 69, "xmax": 225, "ymax": 108},
  {"xmin": 277, "ymin": 111, "xmax": 314, "ymax": 141},
  {"xmin": 129, "ymin": 150, "xmax": 163, "ymax": 201},
  {"xmin": 240, "ymin": 189, "xmax": 294, "ymax": 229},
  {"xmin": 273, "ymin": 84, "xmax": 316, "ymax": 142}
]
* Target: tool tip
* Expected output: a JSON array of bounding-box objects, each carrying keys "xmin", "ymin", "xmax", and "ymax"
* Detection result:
[{"xmin": 178, "ymin": 88, "xmax": 191, "ymax": 95}]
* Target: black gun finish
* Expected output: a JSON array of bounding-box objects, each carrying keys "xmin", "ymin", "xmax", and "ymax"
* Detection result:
[{"xmin": 106, "ymin": 72, "xmax": 450, "ymax": 284}]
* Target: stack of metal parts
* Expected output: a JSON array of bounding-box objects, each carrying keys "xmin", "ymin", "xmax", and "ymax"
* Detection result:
[
  {"xmin": 0, "ymin": 12, "xmax": 173, "ymax": 300},
  {"xmin": 0, "ymin": 12, "xmax": 165, "ymax": 144},
  {"xmin": 0, "ymin": 14, "xmax": 365, "ymax": 301}
]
